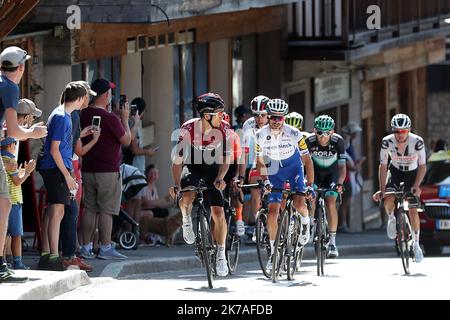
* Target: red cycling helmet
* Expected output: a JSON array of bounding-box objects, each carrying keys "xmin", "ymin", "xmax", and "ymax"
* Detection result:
[{"xmin": 250, "ymin": 95, "xmax": 269, "ymax": 114}]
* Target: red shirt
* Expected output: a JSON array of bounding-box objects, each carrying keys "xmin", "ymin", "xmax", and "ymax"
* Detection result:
[{"xmin": 80, "ymin": 106, "xmax": 125, "ymax": 173}]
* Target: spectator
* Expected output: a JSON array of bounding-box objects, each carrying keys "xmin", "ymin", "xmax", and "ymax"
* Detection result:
[
  {"xmin": 339, "ymin": 121, "xmax": 365, "ymax": 232},
  {"xmin": 141, "ymin": 164, "xmax": 173, "ymax": 219},
  {"xmin": 1, "ymin": 137, "xmax": 36, "ymax": 269},
  {"xmin": 37, "ymin": 82, "xmax": 87, "ymax": 271},
  {"xmin": 59, "ymin": 81, "xmax": 98, "ymax": 272},
  {"xmin": 434, "ymin": 139, "xmax": 448, "ymax": 152},
  {"xmin": 79, "ymin": 78, "xmax": 132, "ymax": 260},
  {"xmin": 0, "ymin": 46, "xmax": 47, "ymax": 283},
  {"xmin": 233, "ymin": 105, "xmax": 252, "ymax": 130}
]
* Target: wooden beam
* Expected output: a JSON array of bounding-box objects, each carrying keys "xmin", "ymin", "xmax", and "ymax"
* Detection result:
[
  {"xmin": 73, "ymin": 6, "xmax": 285, "ymax": 62},
  {"xmin": 0, "ymin": 0, "xmax": 40, "ymax": 40}
]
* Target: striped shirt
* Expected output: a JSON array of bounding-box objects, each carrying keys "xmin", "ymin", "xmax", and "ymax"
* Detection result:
[{"xmin": 1, "ymin": 150, "xmax": 22, "ymax": 204}]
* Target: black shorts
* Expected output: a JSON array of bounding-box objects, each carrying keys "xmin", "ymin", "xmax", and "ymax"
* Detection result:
[
  {"xmin": 40, "ymin": 167, "xmax": 71, "ymax": 205},
  {"xmin": 181, "ymin": 166, "xmax": 224, "ymax": 207},
  {"xmin": 314, "ymin": 169, "xmax": 339, "ymax": 189},
  {"xmin": 386, "ymin": 165, "xmax": 418, "ymax": 192}
]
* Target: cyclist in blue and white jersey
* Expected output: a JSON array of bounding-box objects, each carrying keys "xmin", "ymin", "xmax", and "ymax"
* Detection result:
[
  {"xmin": 255, "ymin": 99, "xmax": 314, "ymax": 271},
  {"xmin": 305, "ymin": 115, "xmax": 346, "ymax": 259}
]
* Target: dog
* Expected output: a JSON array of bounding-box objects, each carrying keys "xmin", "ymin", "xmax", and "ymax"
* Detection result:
[{"xmin": 139, "ymin": 211, "xmax": 182, "ymax": 247}]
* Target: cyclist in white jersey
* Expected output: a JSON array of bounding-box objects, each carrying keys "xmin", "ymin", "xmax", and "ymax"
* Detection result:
[
  {"xmin": 373, "ymin": 114, "xmax": 426, "ymax": 262},
  {"xmin": 255, "ymin": 99, "xmax": 314, "ymax": 271},
  {"xmin": 241, "ymin": 95, "xmax": 269, "ymax": 229}
]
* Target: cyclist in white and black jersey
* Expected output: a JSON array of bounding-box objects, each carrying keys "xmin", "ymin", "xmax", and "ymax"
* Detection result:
[
  {"xmin": 373, "ymin": 114, "xmax": 426, "ymax": 262},
  {"xmin": 241, "ymin": 96, "xmax": 270, "ymax": 229},
  {"xmin": 305, "ymin": 115, "xmax": 346, "ymax": 258},
  {"xmin": 255, "ymin": 99, "xmax": 315, "ymax": 272}
]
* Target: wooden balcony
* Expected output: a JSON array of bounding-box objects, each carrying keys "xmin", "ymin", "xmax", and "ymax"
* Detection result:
[{"xmin": 287, "ymin": 0, "xmax": 450, "ymax": 61}]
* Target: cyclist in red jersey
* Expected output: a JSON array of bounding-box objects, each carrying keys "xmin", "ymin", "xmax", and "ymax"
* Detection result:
[{"xmin": 170, "ymin": 93, "xmax": 232, "ymax": 276}]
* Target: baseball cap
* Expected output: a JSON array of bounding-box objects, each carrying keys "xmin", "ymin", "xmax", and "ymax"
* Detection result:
[
  {"xmin": 73, "ymin": 81, "xmax": 97, "ymax": 96},
  {"xmin": 342, "ymin": 121, "xmax": 362, "ymax": 135},
  {"xmin": 0, "ymin": 46, "xmax": 31, "ymax": 68},
  {"xmin": 17, "ymin": 99, "xmax": 42, "ymax": 117},
  {"xmin": 90, "ymin": 78, "xmax": 116, "ymax": 96},
  {"xmin": 1, "ymin": 136, "xmax": 16, "ymax": 147}
]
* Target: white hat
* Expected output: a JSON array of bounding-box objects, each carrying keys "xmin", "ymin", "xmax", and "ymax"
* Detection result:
[
  {"xmin": 0, "ymin": 46, "xmax": 31, "ymax": 68},
  {"xmin": 342, "ymin": 121, "xmax": 362, "ymax": 134}
]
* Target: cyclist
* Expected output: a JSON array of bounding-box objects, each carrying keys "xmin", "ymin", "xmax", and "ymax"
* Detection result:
[
  {"xmin": 285, "ymin": 112, "xmax": 309, "ymax": 139},
  {"xmin": 255, "ymin": 98, "xmax": 314, "ymax": 271},
  {"xmin": 305, "ymin": 115, "xmax": 346, "ymax": 259},
  {"xmin": 241, "ymin": 95, "xmax": 270, "ymax": 237},
  {"xmin": 170, "ymin": 93, "xmax": 231, "ymax": 277},
  {"xmin": 373, "ymin": 114, "xmax": 426, "ymax": 262},
  {"xmin": 222, "ymin": 112, "xmax": 246, "ymax": 236}
]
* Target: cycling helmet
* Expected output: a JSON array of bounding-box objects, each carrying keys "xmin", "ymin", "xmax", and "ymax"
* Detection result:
[
  {"xmin": 285, "ymin": 112, "xmax": 304, "ymax": 130},
  {"xmin": 314, "ymin": 115, "xmax": 335, "ymax": 131},
  {"xmin": 250, "ymin": 95, "xmax": 269, "ymax": 114},
  {"xmin": 267, "ymin": 98, "xmax": 289, "ymax": 115},
  {"xmin": 391, "ymin": 114, "xmax": 411, "ymax": 130},
  {"xmin": 195, "ymin": 93, "xmax": 225, "ymax": 114},
  {"xmin": 222, "ymin": 112, "xmax": 231, "ymax": 125}
]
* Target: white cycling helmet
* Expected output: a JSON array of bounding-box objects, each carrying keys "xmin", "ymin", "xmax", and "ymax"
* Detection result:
[
  {"xmin": 250, "ymin": 95, "xmax": 269, "ymax": 114},
  {"xmin": 267, "ymin": 98, "xmax": 289, "ymax": 115},
  {"xmin": 391, "ymin": 114, "xmax": 411, "ymax": 130}
]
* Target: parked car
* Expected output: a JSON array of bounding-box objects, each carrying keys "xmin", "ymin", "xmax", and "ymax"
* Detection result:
[{"xmin": 419, "ymin": 150, "xmax": 450, "ymax": 255}]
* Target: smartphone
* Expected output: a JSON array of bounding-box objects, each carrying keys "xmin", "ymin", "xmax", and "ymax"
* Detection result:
[
  {"xmin": 119, "ymin": 94, "xmax": 127, "ymax": 109},
  {"xmin": 130, "ymin": 104, "xmax": 138, "ymax": 116},
  {"xmin": 92, "ymin": 116, "xmax": 101, "ymax": 131}
]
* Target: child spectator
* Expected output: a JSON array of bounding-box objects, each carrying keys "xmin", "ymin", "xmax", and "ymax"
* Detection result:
[{"xmin": 1, "ymin": 137, "xmax": 36, "ymax": 269}]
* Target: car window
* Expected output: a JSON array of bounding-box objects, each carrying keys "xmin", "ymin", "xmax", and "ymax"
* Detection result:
[{"xmin": 423, "ymin": 160, "xmax": 450, "ymax": 185}]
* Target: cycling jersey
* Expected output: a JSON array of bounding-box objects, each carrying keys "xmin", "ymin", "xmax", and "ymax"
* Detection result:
[
  {"xmin": 255, "ymin": 124, "xmax": 309, "ymax": 203},
  {"xmin": 242, "ymin": 117, "xmax": 260, "ymax": 169},
  {"xmin": 176, "ymin": 118, "xmax": 231, "ymax": 168},
  {"xmin": 224, "ymin": 129, "xmax": 243, "ymax": 184},
  {"xmin": 305, "ymin": 133, "xmax": 346, "ymax": 172},
  {"xmin": 380, "ymin": 133, "xmax": 426, "ymax": 172}
]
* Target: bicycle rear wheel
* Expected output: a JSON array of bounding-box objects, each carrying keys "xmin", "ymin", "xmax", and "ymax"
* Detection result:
[
  {"xmin": 200, "ymin": 212, "xmax": 215, "ymax": 288},
  {"xmin": 226, "ymin": 215, "xmax": 240, "ymax": 274},
  {"xmin": 272, "ymin": 210, "xmax": 289, "ymax": 283},
  {"xmin": 397, "ymin": 212, "xmax": 410, "ymax": 275},
  {"xmin": 286, "ymin": 215, "xmax": 301, "ymax": 280},
  {"xmin": 256, "ymin": 209, "xmax": 271, "ymax": 278}
]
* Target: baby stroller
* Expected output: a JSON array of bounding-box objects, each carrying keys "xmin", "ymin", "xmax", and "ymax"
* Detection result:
[{"xmin": 112, "ymin": 164, "xmax": 147, "ymax": 250}]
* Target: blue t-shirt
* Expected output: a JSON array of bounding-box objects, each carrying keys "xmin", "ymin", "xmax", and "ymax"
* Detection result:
[
  {"xmin": 40, "ymin": 105, "xmax": 73, "ymax": 171},
  {"xmin": 0, "ymin": 75, "xmax": 19, "ymax": 121}
]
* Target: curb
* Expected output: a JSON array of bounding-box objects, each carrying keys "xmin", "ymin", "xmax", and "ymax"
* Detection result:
[
  {"xmin": 100, "ymin": 243, "xmax": 395, "ymax": 278},
  {"xmin": 0, "ymin": 270, "xmax": 91, "ymax": 300}
]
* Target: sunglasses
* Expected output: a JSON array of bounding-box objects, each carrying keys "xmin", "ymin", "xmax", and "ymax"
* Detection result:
[
  {"xmin": 204, "ymin": 111, "xmax": 224, "ymax": 117},
  {"xmin": 316, "ymin": 130, "xmax": 332, "ymax": 137},
  {"xmin": 393, "ymin": 129, "xmax": 409, "ymax": 134},
  {"xmin": 254, "ymin": 113, "xmax": 268, "ymax": 118},
  {"xmin": 269, "ymin": 115, "xmax": 285, "ymax": 122}
]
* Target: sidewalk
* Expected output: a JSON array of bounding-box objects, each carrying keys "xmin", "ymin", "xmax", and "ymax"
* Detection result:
[{"xmin": 3, "ymin": 229, "xmax": 393, "ymax": 299}]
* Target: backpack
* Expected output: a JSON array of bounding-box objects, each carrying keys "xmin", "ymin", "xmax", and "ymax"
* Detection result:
[{"xmin": 120, "ymin": 163, "xmax": 147, "ymax": 201}]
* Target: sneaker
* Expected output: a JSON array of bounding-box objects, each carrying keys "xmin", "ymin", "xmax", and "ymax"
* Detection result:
[
  {"xmin": 387, "ymin": 215, "xmax": 397, "ymax": 240},
  {"xmin": 47, "ymin": 257, "xmax": 67, "ymax": 271},
  {"xmin": 265, "ymin": 258, "xmax": 272, "ymax": 273},
  {"xmin": 299, "ymin": 223, "xmax": 310, "ymax": 245},
  {"xmin": 97, "ymin": 247, "xmax": 128, "ymax": 260},
  {"xmin": 414, "ymin": 245, "xmax": 424, "ymax": 263},
  {"xmin": 236, "ymin": 220, "xmax": 245, "ymax": 236},
  {"xmin": 0, "ymin": 263, "xmax": 28, "ymax": 283},
  {"xmin": 182, "ymin": 215, "xmax": 195, "ymax": 245},
  {"xmin": 37, "ymin": 254, "xmax": 50, "ymax": 270},
  {"xmin": 62, "ymin": 257, "xmax": 94, "ymax": 272},
  {"xmin": 216, "ymin": 258, "xmax": 229, "ymax": 277},
  {"xmin": 79, "ymin": 246, "xmax": 95, "ymax": 260},
  {"xmin": 327, "ymin": 244, "xmax": 339, "ymax": 259},
  {"xmin": 12, "ymin": 261, "xmax": 30, "ymax": 270}
]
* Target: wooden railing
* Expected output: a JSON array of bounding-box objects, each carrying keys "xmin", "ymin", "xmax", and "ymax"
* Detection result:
[{"xmin": 290, "ymin": 0, "xmax": 450, "ymax": 47}]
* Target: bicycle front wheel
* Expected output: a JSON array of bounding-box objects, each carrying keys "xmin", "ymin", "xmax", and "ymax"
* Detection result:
[
  {"xmin": 272, "ymin": 210, "xmax": 289, "ymax": 283},
  {"xmin": 315, "ymin": 206, "xmax": 326, "ymax": 276},
  {"xmin": 286, "ymin": 215, "xmax": 301, "ymax": 280},
  {"xmin": 200, "ymin": 212, "xmax": 215, "ymax": 288},
  {"xmin": 397, "ymin": 211, "xmax": 410, "ymax": 275},
  {"xmin": 226, "ymin": 215, "xmax": 240, "ymax": 274},
  {"xmin": 256, "ymin": 209, "xmax": 271, "ymax": 278}
]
